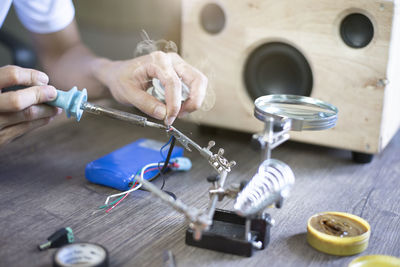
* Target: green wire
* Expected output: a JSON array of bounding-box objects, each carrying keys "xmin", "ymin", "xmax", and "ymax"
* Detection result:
[
  {"xmin": 98, "ymin": 196, "xmax": 124, "ymax": 209},
  {"xmin": 98, "ymin": 172, "xmax": 141, "ymax": 210}
]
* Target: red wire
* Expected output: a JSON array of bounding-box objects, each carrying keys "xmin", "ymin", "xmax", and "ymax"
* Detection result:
[
  {"xmin": 142, "ymin": 166, "xmax": 161, "ymax": 173},
  {"xmin": 105, "ymin": 181, "xmax": 138, "ymax": 213},
  {"xmin": 106, "ymin": 164, "xmax": 168, "ymax": 213}
]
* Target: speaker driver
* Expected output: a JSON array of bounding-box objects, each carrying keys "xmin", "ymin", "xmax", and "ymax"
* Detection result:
[
  {"xmin": 340, "ymin": 13, "xmax": 374, "ymax": 48},
  {"xmin": 244, "ymin": 42, "xmax": 313, "ymax": 100}
]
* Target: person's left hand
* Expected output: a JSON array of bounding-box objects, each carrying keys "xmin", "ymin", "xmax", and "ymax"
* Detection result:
[
  {"xmin": 0, "ymin": 65, "xmax": 61, "ymax": 147},
  {"xmin": 92, "ymin": 51, "xmax": 207, "ymax": 125}
]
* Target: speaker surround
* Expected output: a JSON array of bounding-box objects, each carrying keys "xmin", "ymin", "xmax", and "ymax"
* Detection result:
[
  {"xmin": 244, "ymin": 42, "xmax": 313, "ymax": 100},
  {"xmin": 182, "ymin": 0, "xmax": 400, "ymax": 155}
]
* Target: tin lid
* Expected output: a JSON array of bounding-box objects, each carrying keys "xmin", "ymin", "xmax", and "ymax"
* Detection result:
[
  {"xmin": 254, "ymin": 95, "xmax": 338, "ymax": 131},
  {"xmin": 307, "ymin": 211, "xmax": 371, "ymax": 256},
  {"xmin": 349, "ymin": 255, "xmax": 400, "ymax": 267}
]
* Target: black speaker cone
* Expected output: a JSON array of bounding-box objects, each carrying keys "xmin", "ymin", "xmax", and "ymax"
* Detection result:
[
  {"xmin": 244, "ymin": 42, "xmax": 313, "ymax": 100},
  {"xmin": 340, "ymin": 13, "xmax": 374, "ymax": 48}
]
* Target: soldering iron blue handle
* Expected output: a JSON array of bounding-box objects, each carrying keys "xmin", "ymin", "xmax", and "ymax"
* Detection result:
[{"xmin": 47, "ymin": 86, "xmax": 87, "ymax": 121}]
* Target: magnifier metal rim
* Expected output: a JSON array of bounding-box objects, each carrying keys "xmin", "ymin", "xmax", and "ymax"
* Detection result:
[{"xmin": 254, "ymin": 94, "xmax": 338, "ymax": 131}]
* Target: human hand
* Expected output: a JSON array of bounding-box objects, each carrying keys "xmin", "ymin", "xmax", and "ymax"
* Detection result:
[
  {"xmin": 0, "ymin": 65, "xmax": 61, "ymax": 147},
  {"xmin": 93, "ymin": 52, "xmax": 207, "ymax": 125}
]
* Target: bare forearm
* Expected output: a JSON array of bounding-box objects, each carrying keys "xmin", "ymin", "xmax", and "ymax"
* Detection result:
[
  {"xmin": 40, "ymin": 43, "xmax": 109, "ymax": 99},
  {"xmin": 31, "ymin": 20, "xmax": 207, "ymax": 125},
  {"xmin": 32, "ymin": 20, "xmax": 109, "ymax": 99}
]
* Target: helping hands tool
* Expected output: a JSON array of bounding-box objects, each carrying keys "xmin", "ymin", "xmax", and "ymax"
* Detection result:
[
  {"xmin": 47, "ymin": 87, "xmax": 235, "ymax": 239},
  {"xmin": 48, "ymin": 87, "xmax": 338, "ymax": 256}
]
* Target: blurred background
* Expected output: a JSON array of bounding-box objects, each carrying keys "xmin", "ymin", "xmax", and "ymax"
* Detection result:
[
  {"xmin": 0, "ymin": 0, "xmax": 182, "ymax": 65},
  {"xmin": 1, "ymin": 0, "xmax": 399, "ymax": 160}
]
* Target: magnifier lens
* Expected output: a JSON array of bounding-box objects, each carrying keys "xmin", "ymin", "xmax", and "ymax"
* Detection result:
[{"xmin": 254, "ymin": 95, "xmax": 338, "ymax": 131}]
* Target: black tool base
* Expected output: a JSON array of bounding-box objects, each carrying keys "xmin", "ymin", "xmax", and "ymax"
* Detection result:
[{"xmin": 185, "ymin": 209, "xmax": 271, "ymax": 257}]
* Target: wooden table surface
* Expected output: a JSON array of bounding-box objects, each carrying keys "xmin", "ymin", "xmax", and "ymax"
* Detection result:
[{"xmin": 0, "ymin": 109, "xmax": 399, "ymax": 267}]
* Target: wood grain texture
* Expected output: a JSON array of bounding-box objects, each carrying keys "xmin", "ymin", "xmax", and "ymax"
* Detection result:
[
  {"xmin": 182, "ymin": 0, "xmax": 400, "ymax": 154},
  {"xmin": 0, "ymin": 111, "xmax": 399, "ymax": 267}
]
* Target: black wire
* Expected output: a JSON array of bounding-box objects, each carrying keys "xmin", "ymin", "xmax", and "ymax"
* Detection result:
[
  {"xmin": 164, "ymin": 190, "xmax": 177, "ymax": 200},
  {"xmin": 158, "ymin": 161, "xmax": 166, "ymax": 190},
  {"xmin": 148, "ymin": 136, "xmax": 176, "ymax": 182},
  {"xmin": 128, "ymin": 136, "xmax": 178, "ymax": 202},
  {"xmin": 156, "ymin": 160, "xmax": 177, "ymax": 199},
  {"xmin": 158, "ymin": 160, "xmax": 177, "ymax": 199},
  {"xmin": 155, "ymin": 136, "xmax": 177, "ymax": 199},
  {"xmin": 139, "ymin": 136, "xmax": 176, "ymax": 196},
  {"xmin": 160, "ymin": 173, "xmax": 166, "ymax": 190}
]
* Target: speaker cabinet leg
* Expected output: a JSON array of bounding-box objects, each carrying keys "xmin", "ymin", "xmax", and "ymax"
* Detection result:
[{"xmin": 352, "ymin": 152, "xmax": 374, "ymax": 164}]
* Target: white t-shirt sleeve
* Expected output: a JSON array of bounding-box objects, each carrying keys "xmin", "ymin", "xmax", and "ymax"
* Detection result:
[{"xmin": 13, "ymin": 0, "xmax": 75, "ymax": 34}]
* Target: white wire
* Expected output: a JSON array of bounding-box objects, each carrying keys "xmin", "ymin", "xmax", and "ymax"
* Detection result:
[
  {"xmin": 104, "ymin": 181, "xmax": 142, "ymax": 205},
  {"xmin": 104, "ymin": 162, "xmax": 165, "ymax": 205}
]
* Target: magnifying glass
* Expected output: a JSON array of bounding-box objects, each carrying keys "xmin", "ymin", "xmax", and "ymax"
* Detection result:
[{"xmin": 254, "ymin": 94, "xmax": 338, "ymax": 131}]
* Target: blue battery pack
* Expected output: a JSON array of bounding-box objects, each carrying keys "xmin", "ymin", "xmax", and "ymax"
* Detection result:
[{"xmin": 85, "ymin": 138, "xmax": 183, "ymax": 191}]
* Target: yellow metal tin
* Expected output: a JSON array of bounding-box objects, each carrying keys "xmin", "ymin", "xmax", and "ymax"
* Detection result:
[
  {"xmin": 349, "ymin": 255, "xmax": 400, "ymax": 267},
  {"xmin": 307, "ymin": 211, "xmax": 371, "ymax": 256}
]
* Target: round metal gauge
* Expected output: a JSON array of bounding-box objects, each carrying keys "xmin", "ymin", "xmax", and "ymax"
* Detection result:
[{"xmin": 254, "ymin": 94, "xmax": 338, "ymax": 131}]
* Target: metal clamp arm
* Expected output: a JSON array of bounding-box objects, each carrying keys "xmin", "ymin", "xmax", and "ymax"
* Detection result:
[
  {"xmin": 138, "ymin": 177, "xmax": 211, "ymax": 240},
  {"xmin": 167, "ymin": 126, "xmax": 236, "ymax": 174}
]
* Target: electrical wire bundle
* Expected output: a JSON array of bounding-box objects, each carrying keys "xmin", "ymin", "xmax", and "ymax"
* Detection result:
[{"xmin": 99, "ymin": 136, "xmax": 177, "ymax": 213}]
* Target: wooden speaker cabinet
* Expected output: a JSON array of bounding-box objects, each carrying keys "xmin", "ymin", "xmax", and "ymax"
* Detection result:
[{"xmin": 181, "ymin": 0, "xmax": 400, "ymax": 157}]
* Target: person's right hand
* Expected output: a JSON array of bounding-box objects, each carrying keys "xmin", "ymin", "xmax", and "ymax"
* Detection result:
[{"xmin": 0, "ymin": 65, "xmax": 61, "ymax": 147}]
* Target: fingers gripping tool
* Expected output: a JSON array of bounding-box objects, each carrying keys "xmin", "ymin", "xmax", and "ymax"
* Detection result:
[{"xmin": 47, "ymin": 78, "xmax": 187, "ymax": 127}]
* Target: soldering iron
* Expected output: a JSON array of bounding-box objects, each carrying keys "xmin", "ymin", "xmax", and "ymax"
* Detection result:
[{"xmin": 47, "ymin": 86, "xmax": 166, "ymax": 130}]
